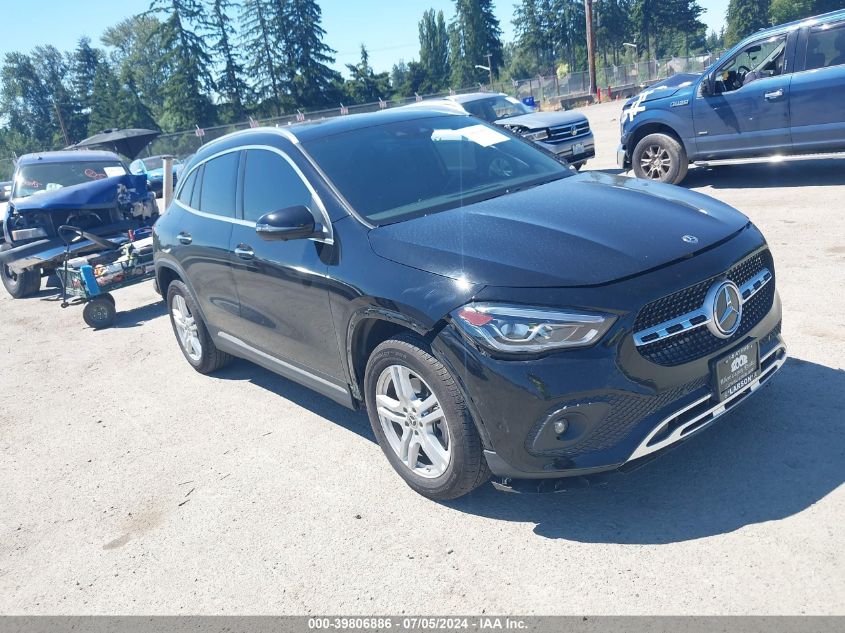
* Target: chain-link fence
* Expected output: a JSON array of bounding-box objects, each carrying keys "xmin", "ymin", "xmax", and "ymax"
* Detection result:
[{"xmin": 3, "ymin": 52, "xmax": 723, "ymax": 165}]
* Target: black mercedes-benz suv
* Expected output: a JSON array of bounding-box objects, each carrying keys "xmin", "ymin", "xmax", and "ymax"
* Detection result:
[{"xmin": 153, "ymin": 109, "xmax": 786, "ymax": 500}]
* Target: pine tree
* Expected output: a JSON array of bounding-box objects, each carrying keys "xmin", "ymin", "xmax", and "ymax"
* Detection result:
[
  {"xmin": 88, "ymin": 63, "xmax": 121, "ymax": 134},
  {"xmin": 449, "ymin": 0, "xmax": 504, "ymax": 87},
  {"xmin": 279, "ymin": 0, "xmax": 342, "ymax": 109},
  {"xmin": 725, "ymin": 0, "xmax": 772, "ymax": 47},
  {"xmin": 343, "ymin": 45, "xmax": 392, "ymax": 104},
  {"xmin": 71, "ymin": 37, "xmax": 104, "ymax": 113},
  {"xmin": 419, "ymin": 9, "xmax": 450, "ymax": 92},
  {"xmin": 514, "ymin": 0, "xmax": 549, "ymax": 73},
  {"xmin": 210, "ymin": 0, "xmax": 249, "ymax": 120},
  {"xmin": 148, "ymin": 0, "xmax": 216, "ymax": 131},
  {"xmin": 240, "ymin": 0, "xmax": 284, "ymax": 115}
]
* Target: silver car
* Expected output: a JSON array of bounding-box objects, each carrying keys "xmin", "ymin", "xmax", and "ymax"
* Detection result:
[{"xmin": 415, "ymin": 92, "xmax": 595, "ymax": 169}]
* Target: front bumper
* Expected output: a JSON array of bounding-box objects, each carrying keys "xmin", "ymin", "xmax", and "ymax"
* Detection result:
[
  {"xmin": 538, "ymin": 132, "xmax": 596, "ymax": 165},
  {"xmin": 431, "ymin": 240, "xmax": 785, "ymax": 481},
  {"xmin": 617, "ymin": 143, "xmax": 629, "ymax": 169}
]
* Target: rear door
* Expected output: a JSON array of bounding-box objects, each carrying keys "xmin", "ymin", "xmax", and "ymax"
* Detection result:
[
  {"xmin": 693, "ymin": 32, "xmax": 794, "ymax": 159},
  {"xmin": 226, "ymin": 147, "xmax": 344, "ymax": 385},
  {"xmin": 790, "ymin": 19, "xmax": 845, "ymax": 152},
  {"xmin": 171, "ymin": 152, "xmax": 242, "ymax": 336}
]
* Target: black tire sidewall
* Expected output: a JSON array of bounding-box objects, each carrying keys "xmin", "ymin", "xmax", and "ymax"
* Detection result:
[
  {"xmin": 364, "ymin": 335, "xmax": 485, "ymax": 500},
  {"xmin": 83, "ymin": 299, "xmax": 116, "ymax": 329},
  {"xmin": 1, "ymin": 262, "xmax": 40, "ymax": 298}
]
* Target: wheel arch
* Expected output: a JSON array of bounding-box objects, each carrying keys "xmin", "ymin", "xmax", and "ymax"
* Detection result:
[
  {"xmin": 346, "ymin": 308, "xmax": 435, "ymax": 402},
  {"xmin": 628, "ymin": 121, "xmax": 688, "ymax": 160}
]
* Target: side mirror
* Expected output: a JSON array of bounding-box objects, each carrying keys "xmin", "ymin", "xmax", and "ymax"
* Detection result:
[
  {"xmin": 701, "ymin": 73, "xmax": 715, "ymax": 96},
  {"xmin": 255, "ymin": 205, "xmax": 317, "ymax": 241}
]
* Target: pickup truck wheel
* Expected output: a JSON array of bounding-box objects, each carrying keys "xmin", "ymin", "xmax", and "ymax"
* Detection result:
[
  {"xmin": 0, "ymin": 256, "xmax": 41, "ymax": 298},
  {"xmin": 166, "ymin": 280, "xmax": 232, "ymax": 374},
  {"xmin": 364, "ymin": 333, "xmax": 490, "ymax": 500},
  {"xmin": 632, "ymin": 133, "xmax": 688, "ymax": 184}
]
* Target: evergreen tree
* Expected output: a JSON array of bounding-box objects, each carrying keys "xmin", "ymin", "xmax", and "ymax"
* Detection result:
[
  {"xmin": 344, "ymin": 45, "xmax": 392, "ymax": 104},
  {"xmin": 210, "ymin": 0, "xmax": 249, "ymax": 120},
  {"xmin": 240, "ymin": 0, "xmax": 285, "ymax": 115},
  {"xmin": 148, "ymin": 0, "xmax": 216, "ymax": 131},
  {"xmin": 419, "ymin": 9, "xmax": 450, "ymax": 92},
  {"xmin": 88, "ymin": 63, "xmax": 121, "ymax": 134},
  {"xmin": 449, "ymin": 0, "xmax": 504, "ymax": 87},
  {"xmin": 70, "ymin": 37, "xmax": 104, "ymax": 113},
  {"xmin": 279, "ymin": 0, "xmax": 343, "ymax": 109},
  {"xmin": 725, "ymin": 0, "xmax": 772, "ymax": 47},
  {"xmin": 513, "ymin": 0, "xmax": 550, "ymax": 73}
]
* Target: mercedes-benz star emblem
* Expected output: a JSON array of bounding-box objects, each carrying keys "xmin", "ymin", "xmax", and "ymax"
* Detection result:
[
  {"xmin": 705, "ymin": 280, "xmax": 743, "ymax": 338},
  {"xmin": 682, "ymin": 234, "xmax": 699, "ymax": 244}
]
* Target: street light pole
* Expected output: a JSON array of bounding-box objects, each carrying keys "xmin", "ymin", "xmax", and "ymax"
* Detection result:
[{"xmin": 585, "ymin": 0, "xmax": 597, "ymax": 96}]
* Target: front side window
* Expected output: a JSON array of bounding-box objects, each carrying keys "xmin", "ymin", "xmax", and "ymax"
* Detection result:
[
  {"xmin": 805, "ymin": 23, "xmax": 845, "ymax": 70},
  {"xmin": 197, "ymin": 152, "xmax": 239, "ymax": 218},
  {"xmin": 303, "ymin": 115, "xmax": 570, "ymax": 226},
  {"xmin": 12, "ymin": 160, "xmax": 127, "ymax": 198},
  {"xmin": 717, "ymin": 35, "xmax": 787, "ymax": 93},
  {"xmin": 242, "ymin": 150, "xmax": 313, "ymax": 223}
]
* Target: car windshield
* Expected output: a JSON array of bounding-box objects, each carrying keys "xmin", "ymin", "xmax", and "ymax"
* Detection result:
[
  {"xmin": 460, "ymin": 96, "xmax": 533, "ymax": 122},
  {"xmin": 12, "ymin": 160, "xmax": 127, "ymax": 198},
  {"xmin": 303, "ymin": 115, "xmax": 571, "ymax": 226},
  {"xmin": 142, "ymin": 157, "xmax": 164, "ymax": 171}
]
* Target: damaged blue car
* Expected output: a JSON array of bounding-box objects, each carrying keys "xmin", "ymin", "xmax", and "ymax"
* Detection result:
[{"xmin": 0, "ymin": 150, "xmax": 158, "ymax": 298}]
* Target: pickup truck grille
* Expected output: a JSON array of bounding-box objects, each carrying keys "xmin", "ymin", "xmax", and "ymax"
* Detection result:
[
  {"xmin": 634, "ymin": 249, "xmax": 776, "ymax": 366},
  {"xmin": 547, "ymin": 120, "xmax": 591, "ymax": 141}
]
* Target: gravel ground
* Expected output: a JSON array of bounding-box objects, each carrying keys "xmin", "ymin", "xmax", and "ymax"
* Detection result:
[{"xmin": 1, "ymin": 101, "xmax": 843, "ymax": 615}]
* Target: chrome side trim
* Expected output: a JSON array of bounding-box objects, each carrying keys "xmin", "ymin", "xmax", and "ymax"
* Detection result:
[
  {"xmin": 627, "ymin": 343, "xmax": 787, "ymax": 462},
  {"xmin": 218, "ymin": 331, "xmax": 348, "ymax": 394},
  {"xmin": 633, "ymin": 267, "xmax": 772, "ymax": 346}
]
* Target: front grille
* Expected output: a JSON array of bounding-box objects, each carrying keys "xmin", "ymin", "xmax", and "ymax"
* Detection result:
[
  {"xmin": 547, "ymin": 120, "xmax": 590, "ymax": 141},
  {"xmin": 526, "ymin": 376, "xmax": 709, "ymax": 458},
  {"xmin": 635, "ymin": 250, "xmax": 775, "ymax": 366}
]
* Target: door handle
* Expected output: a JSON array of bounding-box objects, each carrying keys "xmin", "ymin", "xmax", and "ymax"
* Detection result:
[
  {"xmin": 764, "ymin": 89, "xmax": 784, "ymax": 100},
  {"xmin": 234, "ymin": 244, "xmax": 255, "ymax": 260},
  {"xmin": 177, "ymin": 232, "xmax": 192, "ymax": 245}
]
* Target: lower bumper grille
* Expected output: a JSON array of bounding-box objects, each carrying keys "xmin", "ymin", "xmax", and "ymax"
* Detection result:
[{"xmin": 627, "ymin": 342, "xmax": 787, "ymax": 461}]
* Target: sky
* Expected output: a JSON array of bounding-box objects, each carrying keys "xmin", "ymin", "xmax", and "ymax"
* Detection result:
[{"xmin": 0, "ymin": 0, "xmax": 731, "ymax": 75}]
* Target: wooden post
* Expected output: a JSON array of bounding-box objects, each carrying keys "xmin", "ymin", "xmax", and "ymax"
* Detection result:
[
  {"xmin": 162, "ymin": 155, "xmax": 175, "ymax": 208},
  {"xmin": 585, "ymin": 0, "xmax": 597, "ymax": 96}
]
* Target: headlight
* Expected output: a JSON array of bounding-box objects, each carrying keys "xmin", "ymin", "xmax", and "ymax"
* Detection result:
[
  {"xmin": 10, "ymin": 227, "xmax": 47, "ymax": 240},
  {"xmin": 452, "ymin": 303, "xmax": 616, "ymax": 353},
  {"xmin": 523, "ymin": 129, "xmax": 549, "ymax": 141}
]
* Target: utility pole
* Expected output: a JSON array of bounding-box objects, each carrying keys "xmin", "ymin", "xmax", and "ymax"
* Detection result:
[
  {"xmin": 52, "ymin": 99, "xmax": 70, "ymax": 147},
  {"xmin": 485, "ymin": 51, "xmax": 493, "ymax": 85},
  {"xmin": 585, "ymin": 0, "xmax": 597, "ymax": 96}
]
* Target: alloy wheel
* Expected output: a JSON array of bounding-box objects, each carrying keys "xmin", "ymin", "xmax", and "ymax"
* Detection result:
[
  {"xmin": 640, "ymin": 144, "xmax": 672, "ymax": 180},
  {"xmin": 375, "ymin": 365, "xmax": 451, "ymax": 479},
  {"xmin": 171, "ymin": 294, "xmax": 202, "ymax": 361}
]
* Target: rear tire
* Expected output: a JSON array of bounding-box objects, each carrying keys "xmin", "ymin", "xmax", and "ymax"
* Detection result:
[
  {"xmin": 166, "ymin": 280, "xmax": 232, "ymax": 374},
  {"xmin": 364, "ymin": 333, "xmax": 489, "ymax": 500},
  {"xmin": 0, "ymin": 246, "xmax": 41, "ymax": 298},
  {"xmin": 632, "ymin": 133, "xmax": 688, "ymax": 184}
]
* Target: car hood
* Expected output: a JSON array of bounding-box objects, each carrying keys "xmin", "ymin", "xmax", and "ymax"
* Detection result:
[
  {"xmin": 12, "ymin": 174, "xmax": 149, "ymax": 212},
  {"xmin": 624, "ymin": 73, "xmax": 700, "ymax": 107},
  {"xmin": 495, "ymin": 110, "xmax": 587, "ymax": 130},
  {"xmin": 367, "ymin": 172, "xmax": 749, "ymax": 288}
]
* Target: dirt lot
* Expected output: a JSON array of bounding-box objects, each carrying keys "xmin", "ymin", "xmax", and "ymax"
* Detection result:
[{"xmin": 1, "ymin": 101, "xmax": 843, "ymax": 615}]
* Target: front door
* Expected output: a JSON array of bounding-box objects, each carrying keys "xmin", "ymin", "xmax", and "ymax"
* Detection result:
[
  {"xmin": 694, "ymin": 33, "xmax": 792, "ymax": 159},
  {"xmin": 227, "ymin": 148, "xmax": 344, "ymax": 384}
]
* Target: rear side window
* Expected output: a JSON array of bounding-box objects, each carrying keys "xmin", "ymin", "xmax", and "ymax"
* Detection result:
[
  {"xmin": 176, "ymin": 168, "xmax": 197, "ymax": 205},
  {"xmin": 242, "ymin": 149, "xmax": 313, "ymax": 223},
  {"xmin": 190, "ymin": 165, "xmax": 204, "ymax": 209},
  {"xmin": 198, "ymin": 152, "xmax": 240, "ymax": 218},
  {"xmin": 806, "ymin": 24, "xmax": 845, "ymax": 70}
]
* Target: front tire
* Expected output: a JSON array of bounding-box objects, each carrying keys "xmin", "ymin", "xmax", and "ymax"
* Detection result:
[
  {"xmin": 166, "ymin": 280, "xmax": 232, "ymax": 374},
  {"xmin": 0, "ymin": 250, "xmax": 41, "ymax": 298},
  {"xmin": 632, "ymin": 133, "xmax": 688, "ymax": 184},
  {"xmin": 364, "ymin": 333, "xmax": 489, "ymax": 500}
]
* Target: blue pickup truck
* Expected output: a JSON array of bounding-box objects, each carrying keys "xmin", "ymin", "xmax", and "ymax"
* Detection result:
[{"xmin": 618, "ymin": 8, "xmax": 845, "ymax": 184}]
